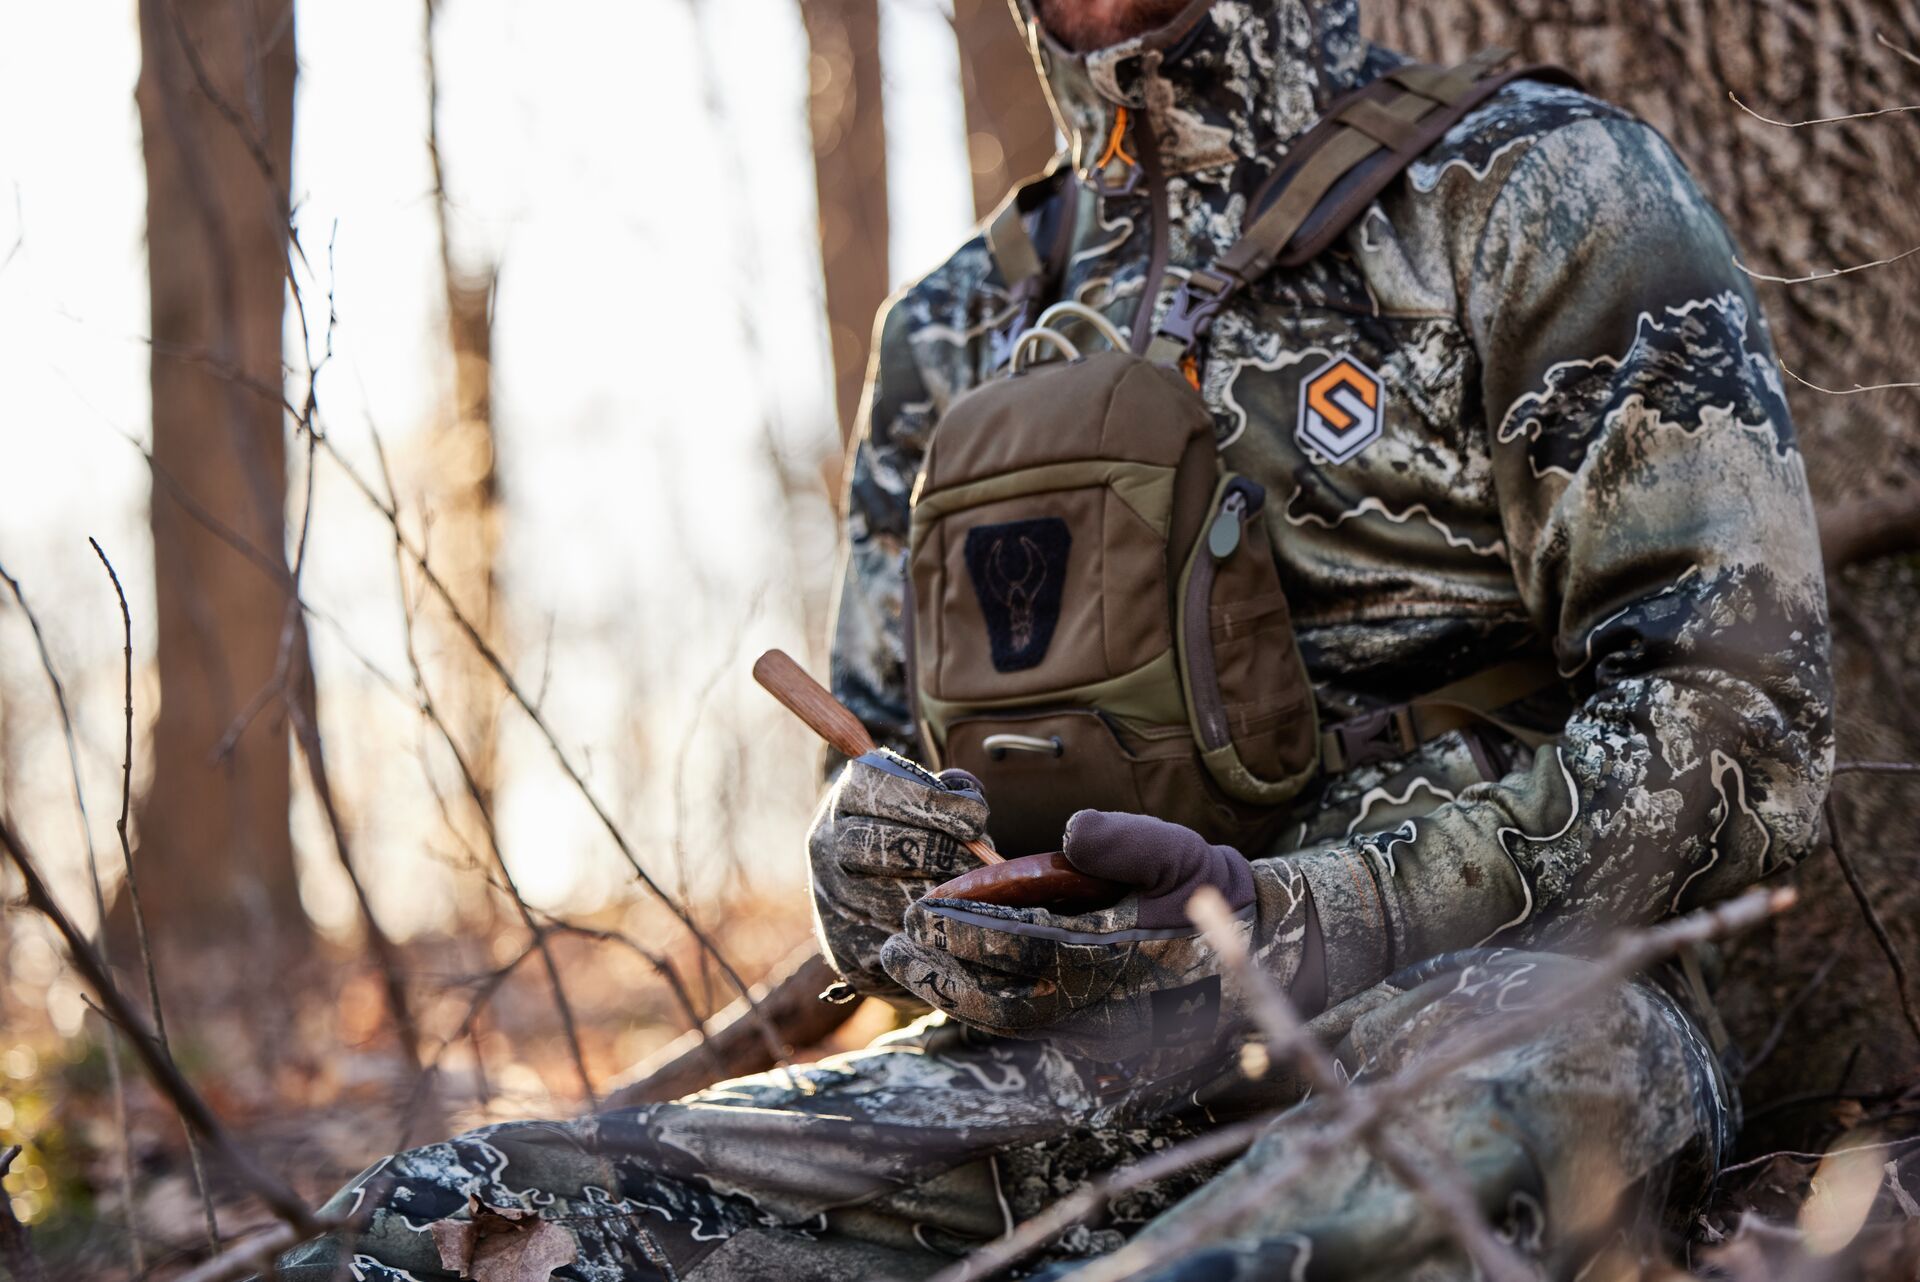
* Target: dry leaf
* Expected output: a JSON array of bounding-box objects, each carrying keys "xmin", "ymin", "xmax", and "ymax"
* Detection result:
[{"xmin": 432, "ymin": 1195, "xmax": 579, "ymax": 1282}]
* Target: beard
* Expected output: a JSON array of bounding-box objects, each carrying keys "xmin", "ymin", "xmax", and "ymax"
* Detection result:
[{"xmin": 1030, "ymin": 0, "xmax": 1198, "ymax": 52}]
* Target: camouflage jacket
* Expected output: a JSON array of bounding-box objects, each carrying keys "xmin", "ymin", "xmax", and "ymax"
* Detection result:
[{"xmin": 828, "ymin": 0, "xmax": 1834, "ymax": 1004}]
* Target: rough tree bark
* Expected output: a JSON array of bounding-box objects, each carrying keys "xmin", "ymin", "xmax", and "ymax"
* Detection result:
[
  {"xmin": 1365, "ymin": 1, "xmax": 1920, "ymax": 1149},
  {"xmin": 133, "ymin": 0, "xmax": 308, "ymax": 954},
  {"xmin": 952, "ymin": 0, "xmax": 1058, "ymax": 219},
  {"xmin": 801, "ymin": 0, "xmax": 890, "ymax": 446}
]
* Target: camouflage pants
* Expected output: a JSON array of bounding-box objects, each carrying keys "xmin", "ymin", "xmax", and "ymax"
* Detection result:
[{"xmin": 270, "ymin": 950, "xmax": 1731, "ymax": 1282}]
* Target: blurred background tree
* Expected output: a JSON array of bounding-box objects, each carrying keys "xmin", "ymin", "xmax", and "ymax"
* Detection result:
[{"xmin": 130, "ymin": 0, "xmax": 309, "ymax": 960}]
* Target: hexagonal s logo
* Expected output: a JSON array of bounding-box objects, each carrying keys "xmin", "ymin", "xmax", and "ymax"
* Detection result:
[{"xmin": 1296, "ymin": 354, "xmax": 1385, "ymax": 463}]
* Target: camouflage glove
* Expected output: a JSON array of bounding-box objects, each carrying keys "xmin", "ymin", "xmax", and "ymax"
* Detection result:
[
  {"xmin": 879, "ymin": 811, "xmax": 1321, "ymax": 1066},
  {"xmin": 808, "ymin": 749, "xmax": 991, "ymax": 1003}
]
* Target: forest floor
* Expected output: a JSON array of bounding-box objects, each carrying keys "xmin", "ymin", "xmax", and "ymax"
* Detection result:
[{"xmin": 6, "ymin": 889, "xmax": 1920, "ymax": 1280}]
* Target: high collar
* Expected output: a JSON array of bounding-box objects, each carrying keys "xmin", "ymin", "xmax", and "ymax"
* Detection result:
[{"xmin": 1017, "ymin": 0, "xmax": 1368, "ymax": 180}]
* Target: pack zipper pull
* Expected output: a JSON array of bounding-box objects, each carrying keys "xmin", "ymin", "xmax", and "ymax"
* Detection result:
[{"xmin": 1208, "ymin": 491, "xmax": 1248, "ymax": 559}]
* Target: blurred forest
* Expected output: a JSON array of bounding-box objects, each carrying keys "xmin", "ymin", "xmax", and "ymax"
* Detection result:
[{"xmin": 0, "ymin": 1, "xmax": 1916, "ymax": 1278}]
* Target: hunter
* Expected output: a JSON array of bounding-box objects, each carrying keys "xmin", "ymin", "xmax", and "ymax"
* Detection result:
[{"xmin": 272, "ymin": 0, "xmax": 1833, "ymax": 1277}]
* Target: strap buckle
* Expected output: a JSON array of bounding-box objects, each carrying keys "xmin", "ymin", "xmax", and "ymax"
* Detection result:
[
  {"xmin": 1154, "ymin": 269, "xmax": 1239, "ymax": 350},
  {"xmin": 1330, "ymin": 704, "xmax": 1417, "ymax": 771}
]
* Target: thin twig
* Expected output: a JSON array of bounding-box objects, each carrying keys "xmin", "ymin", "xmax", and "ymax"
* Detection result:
[
  {"xmin": 1734, "ymin": 243, "xmax": 1920, "ymax": 285},
  {"xmin": 1742, "ymin": 949, "xmax": 1840, "ymax": 1079},
  {"xmin": 1188, "ymin": 887, "xmax": 1534, "ymax": 1282},
  {"xmin": 318, "ymin": 420, "xmax": 785, "ymax": 1068},
  {"xmin": 88, "ymin": 537, "xmax": 221, "ymax": 1253},
  {"xmin": 1834, "ymin": 760, "xmax": 1920, "ymax": 775},
  {"xmin": 0, "ymin": 813, "xmax": 320, "ymax": 1234},
  {"xmin": 1718, "ymin": 1133, "xmax": 1920, "ymax": 1177},
  {"xmin": 172, "ymin": 1221, "xmax": 314, "ymax": 1282},
  {"xmin": 0, "ymin": 1145, "xmax": 49, "ymax": 1282},
  {"xmin": 931, "ymin": 1122, "xmax": 1270, "ymax": 1282},
  {"xmin": 1823, "ymin": 795, "xmax": 1920, "ymax": 1046},
  {"xmin": 392, "ymin": 541, "xmax": 595, "ymax": 1106},
  {"xmin": 0, "ymin": 561, "xmax": 144, "ymax": 1273},
  {"xmin": 1779, "ymin": 360, "xmax": 1920, "ymax": 396},
  {"xmin": 1880, "ymin": 31, "xmax": 1920, "ymax": 70},
  {"xmin": 1728, "ymin": 89, "xmax": 1920, "ymax": 127},
  {"xmin": 935, "ymin": 887, "xmax": 1795, "ymax": 1282}
]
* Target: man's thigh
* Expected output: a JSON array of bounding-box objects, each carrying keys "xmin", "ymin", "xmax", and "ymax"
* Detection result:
[
  {"xmin": 1118, "ymin": 949, "xmax": 1733, "ymax": 1282},
  {"xmin": 270, "ymin": 1013, "xmax": 1212, "ymax": 1280}
]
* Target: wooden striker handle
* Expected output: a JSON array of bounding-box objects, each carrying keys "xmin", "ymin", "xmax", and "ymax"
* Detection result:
[{"xmin": 754, "ymin": 649, "xmax": 1003, "ymax": 865}]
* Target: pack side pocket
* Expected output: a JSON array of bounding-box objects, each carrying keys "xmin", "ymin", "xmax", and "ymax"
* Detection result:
[{"xmin": 1174, "ymin": 475, "xmax": 1320, "ymax": 806}]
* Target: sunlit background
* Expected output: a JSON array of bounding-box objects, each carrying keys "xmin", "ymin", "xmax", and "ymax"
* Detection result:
[{"xmin": 0, "ymin": 0, "xmax": 979, "ymax": 949}]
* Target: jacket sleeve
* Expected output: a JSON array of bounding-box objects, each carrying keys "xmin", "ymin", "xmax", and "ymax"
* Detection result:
[
  {"xmin": 828, "ymin": 296, "xmax": 939, "ymax": 763},
  {"xmin": 1288, "ymin": 116, "xmax": 1835, "ymax": 1003}
]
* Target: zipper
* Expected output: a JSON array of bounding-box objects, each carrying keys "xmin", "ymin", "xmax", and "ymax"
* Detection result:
[
  {"xmin": 1128, "ymin": 106, "xmax": 1172, "ymax": 356},
  {"xmin": 1184, "ymin": 481, "xmax": 1260, "ymax": 751}
]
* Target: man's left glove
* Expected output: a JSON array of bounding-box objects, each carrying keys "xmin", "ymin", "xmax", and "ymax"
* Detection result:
[
  {"xmin": 808, "ymin": 749, "xmax": 991, "ymax": 1004},
  {"xmin": 878, "ymin": 810, "xmax": 1321, "ymax": 1066}
]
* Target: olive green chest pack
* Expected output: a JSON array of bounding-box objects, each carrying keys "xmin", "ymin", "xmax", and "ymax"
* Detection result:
[{"xmin": 906, "ymin": 50, "xmax": 1573, "ymax": 857}]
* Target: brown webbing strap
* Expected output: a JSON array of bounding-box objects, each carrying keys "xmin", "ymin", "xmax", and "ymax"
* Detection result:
[
  {"xmin": 982, "ymin": 162, "xmax": 1079, "ymax": 366},
  {"xmin": 1215, "ymin": 79, "xmax": 1439, "ymax": 282},
  {"xmin": 986, "ymin": 190, "xmax": 1045, "ymax": 292},
  {"xmin": 1319, "ymin": 655, "xmax": 1563, "ymax": 774},
  {"xmin": 1147, "ymin": 50, "xmax": 1581, "ymax": 366}
]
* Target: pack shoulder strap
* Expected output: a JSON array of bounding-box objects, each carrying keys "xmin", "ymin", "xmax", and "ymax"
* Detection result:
[
  {"xmin": 1147, "ymin": 50, "xmax": 1582, "ymax": 364},
  {"xmin": 982, "ymin": 160, "xmax": 1077, "ymax": 329}
]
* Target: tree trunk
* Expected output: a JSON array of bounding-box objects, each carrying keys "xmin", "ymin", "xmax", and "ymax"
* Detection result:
[
  {"xmin": 952, "ymin": 0, "xmax": 1057, "ymax": 219},
  {"xmin": 134, "ymin": 0, "xmax": 306, "ymax": 954},
  {"xmin": 1365, "ymin": 1, "xmax": 1920, "ymax": 1150},
  {"xmin": 801, "ymin": 0, "xmax": 889, "ymax": 445},
  {"xmin": 424, "ymin": 0, "xmax": 504, "ymax": 841}
]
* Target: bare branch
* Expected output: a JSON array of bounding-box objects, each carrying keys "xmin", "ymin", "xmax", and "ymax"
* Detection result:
[
  {"xmin": 309, "ymin": 422, "xmax": 785, "ymax": 1069},
  {"xmin": 1780, "ymin": 360, "xmax": 1920, "ymax": 396},
  {"xmin": 392, "ymin": 542, "xmax": 594, "ymax": 1106},
  {"xmin": 1187, "ymin": 887, "xmax": 1534, "ymax": 1282},
  {"xmin": 0, "ymin": 560, "xmax": 144, "ymax": 1273},
  {"xmin": 1728, "ymin": 89, "xmax": 1920, "ymax": 127},
  {"xmin": 173, "ymin": 1220, "xmax": 328, "ymax": 1282},
  {"xmin": 1876, "ymin": 30, "xmax": 1920, "ymax": 70},
  {"xmin": 0, "ymin": 812, "xmax": 320, "ymax": 1235},
  {"xmin": 88, "ymin": 536, "xmax": 222, "ymax": 1253},
  {"xmin": 0, "ymin": 1146, "xmax": 49, "ymax": 1282},
  {"xmin": 1823, "ymin": 794, "xmax": 1920, "ymax": 1046},
  {"xmin": 1735, "ymin": 242, "xmax": 1920, "ymax": 285},
  {"xmin": 602, "ymin": 947, "xmax": 844, "ymax": 1109},
  {"xmin": 934, "ymin": 887, "xmax": 1795, "ymax": 1282}
]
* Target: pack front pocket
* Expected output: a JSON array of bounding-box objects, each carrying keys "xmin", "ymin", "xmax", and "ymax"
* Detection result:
[
  {"xmin": 944, "ymin": 707, "xmax": 1279, "ymax": 856},
  {"xmin": 945, "ymin": 709, "xmax": 1152, "ymax": 857}
]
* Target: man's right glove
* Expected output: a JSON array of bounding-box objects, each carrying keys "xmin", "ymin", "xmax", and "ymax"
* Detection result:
[
  {"xmin": 807, "ymin": 749, "xmax": 991, "ymax": 1003},
  {"xmin": 879, "ymin": 811, "xmax": 1325, "ymax": 1070}
]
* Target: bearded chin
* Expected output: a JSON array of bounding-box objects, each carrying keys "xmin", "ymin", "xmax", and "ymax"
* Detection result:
[{"xmin": 1031, "ymin": 0, "xmax": 1198, "ymax": 52}]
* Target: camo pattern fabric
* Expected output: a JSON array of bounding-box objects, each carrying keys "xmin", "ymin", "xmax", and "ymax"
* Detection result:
[
  {"xmin": 832, "ymin": 0, "xmax": 1834, "ymax": 1010},
  {"xmin": 1084, "ymin": 950, "xmax": 1733, "ymax": 1282},
  {"xmin": 266, "ymin": 952, "xmax": 1725, "ymax": 1281},
  {"xmin": 267, "ymin": 1015, "xmax": 1230, "ymax": 1281}
]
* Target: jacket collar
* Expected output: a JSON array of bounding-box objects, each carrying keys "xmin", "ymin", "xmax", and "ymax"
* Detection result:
[{"xmin": 1018, "ymin": 0, "xmax": 1368, "ymax": 180}]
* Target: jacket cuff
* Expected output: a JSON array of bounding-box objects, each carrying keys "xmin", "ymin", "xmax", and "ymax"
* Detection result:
[{"xmin": 1289, "ymin": 849, "xmax": 1396, "ymax": 1006}]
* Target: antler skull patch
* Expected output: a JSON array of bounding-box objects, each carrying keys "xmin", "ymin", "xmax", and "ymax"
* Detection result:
[{"xmin": 963, "ymin": 517, "xmax": 1072, "ymax": 673}]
